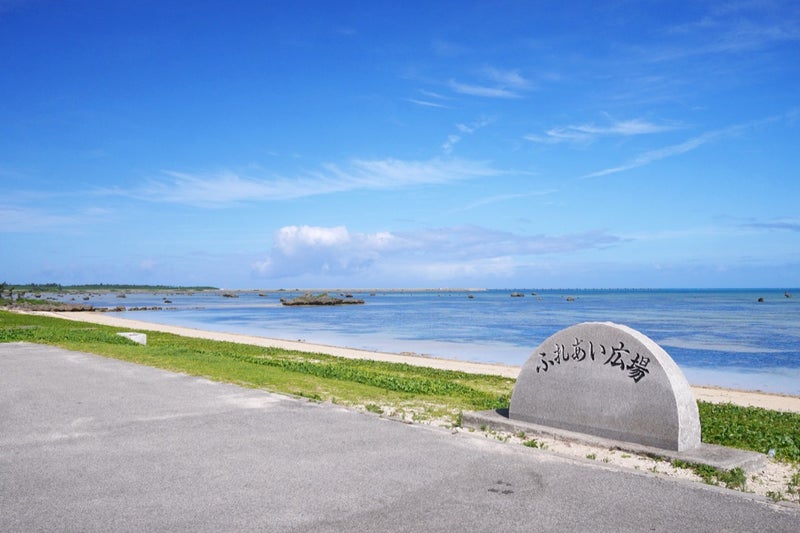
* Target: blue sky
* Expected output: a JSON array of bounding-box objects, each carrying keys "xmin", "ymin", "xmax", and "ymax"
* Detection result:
[{"xmin": 1, "ymin": 0, "xmax": 798, "ymax": 289}]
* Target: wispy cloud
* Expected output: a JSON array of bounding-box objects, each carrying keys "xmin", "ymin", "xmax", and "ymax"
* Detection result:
[
  {"xmin": 432, "ymin": 39, "xmax": 469, "ymax": 58},
  {"xmin": 406, "ymin": 98, "xmax": 449, "ymax": 109},
  {"xmin": 403, "ymin": 226, "xmax": 621, "ymax": 258},
  {"xmin": 581, "ymin": 132, "xmax": 717, "ymax": 178},
  {"xmin": 449, "ymin": 81, "xmax": 521, "ymax": 99},
  {"xmin": 481, "ymin": 66, "xmax": 532, "ymax": 90},
  {"xmin": 449, "ymin": 66, "xmax": 532, "ymax": 99},
  {"xmin": 0, "ymin": 205, "xmax": 87, "ymax": 233},
  {"xmin": 580, "ymin": 119, "xmax": 769, "ymax": 178},
  {"xmin": 442, "ymin": 117, "xmax": 493, "ymax": 154},
  {"xmin": 741, "ymin": 217, "xmax": 800, "ymax": 233},
  {"xmin": 441, "ymin": 135, "xmax": 461, "ymax": 154},
  {"xmin": 109, "ymin": 158, "xmax": 504, "ymax": 207},
  {"xmin": 525, "ymin": 118, "xmax": 678, "ymax": 144},
  {"xmin": 459, "ymin": 190, "xmax": 556, "ymax": 211},
  {"xmin": 406, "ymin": 89, "xmax": 451, "ymax": 109},
  {"xmin": 646, "ymin": 2, "xmax": 800, "ymax": 67}
]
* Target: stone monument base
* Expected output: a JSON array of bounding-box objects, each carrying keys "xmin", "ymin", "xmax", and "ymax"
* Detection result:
[{"xmin": 463, "ymin": 409, "xmax": 766, "ymax": 473}]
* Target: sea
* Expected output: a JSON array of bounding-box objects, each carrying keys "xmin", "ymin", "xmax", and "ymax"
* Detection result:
[{"xmin": 60, "ymin": 288, "xmax": 800, "ymax": 396}]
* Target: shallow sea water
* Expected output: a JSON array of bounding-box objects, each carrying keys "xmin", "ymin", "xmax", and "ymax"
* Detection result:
[{"xmin": 63, "ymin": 288, "xmax": 800, "ymax": 395}]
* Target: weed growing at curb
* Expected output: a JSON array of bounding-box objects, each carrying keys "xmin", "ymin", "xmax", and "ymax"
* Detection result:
[
  {"xmin": 670, "ymin": 460, "xmax": 747, "ymax": 490},
  {"xmin": 364, "ymin": 403, "xmax": 383, "ymax": 414}
]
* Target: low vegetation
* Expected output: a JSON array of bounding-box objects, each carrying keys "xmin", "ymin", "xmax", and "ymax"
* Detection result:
[
  {"xmin": 1, "ymin": 310, "xmax": 799, "ymax": 466},
  {"xmin": 1, "ymin": 283, "xmax": 217, "ymax": 293}
]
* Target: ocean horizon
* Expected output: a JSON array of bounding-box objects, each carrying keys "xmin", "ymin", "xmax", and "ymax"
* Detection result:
[{"xmin": 58, "ymin": 287, "xmax": 800, "ymax": 396}]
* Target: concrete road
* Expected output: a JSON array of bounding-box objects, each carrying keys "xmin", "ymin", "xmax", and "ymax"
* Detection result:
[{"xmin": 1, "ymin": 343, "xmax": 797, "ymax": 532}]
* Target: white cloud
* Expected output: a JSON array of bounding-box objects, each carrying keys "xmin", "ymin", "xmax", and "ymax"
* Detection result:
[
  {"xmin": 114, "ymin": 157, "xmax": 503, "ymax": 207},
  {"xmin": 253, "ymin": 225, "xmax": 397, "ymax": 277},
  {"xmin": 253, "ymin": 224, "xmax": 621, "ymax": 280}
]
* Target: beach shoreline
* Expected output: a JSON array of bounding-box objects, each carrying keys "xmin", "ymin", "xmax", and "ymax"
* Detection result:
[{"xmin": 28, "ymin": 310, "xmax": 800, "ymax": 414}]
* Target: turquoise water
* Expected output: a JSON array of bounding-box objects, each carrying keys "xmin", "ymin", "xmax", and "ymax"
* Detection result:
[{"xmin": 67, "ymin": 288, "xmax": 800, "ymax": 395}]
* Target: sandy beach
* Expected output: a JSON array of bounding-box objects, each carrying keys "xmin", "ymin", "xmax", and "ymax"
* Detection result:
[{"xmin": 35, "ymin": 311, "xmax": 800, "ymax": 414}]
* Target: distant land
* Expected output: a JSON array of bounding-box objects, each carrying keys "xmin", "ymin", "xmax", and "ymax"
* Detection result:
[
  {"xmin": 1, "ymin": 284, "xmax": 490, "ymax": 294},
  {"xmin": 1, "ymin": 283, "xmax": 220, "ymax": 293}
]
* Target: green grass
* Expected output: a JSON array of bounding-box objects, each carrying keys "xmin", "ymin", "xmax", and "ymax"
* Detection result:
[
  {"xmin": 0, "ymin": 310, "xmax": 511, "ymax": 422},
  {"xmin": 2, "ymin": 309, "xmax": 799, "ymax": 463}
]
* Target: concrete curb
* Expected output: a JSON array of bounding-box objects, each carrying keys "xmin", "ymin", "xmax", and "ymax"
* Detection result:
[{"xmin": 462, "ymin": 409, "xmax": 766, "ymax": 472}]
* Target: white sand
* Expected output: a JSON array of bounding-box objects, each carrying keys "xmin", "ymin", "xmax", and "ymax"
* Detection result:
[{"xmin": 37, "ymin": 311, "xmax": 800, "ymax": 413}]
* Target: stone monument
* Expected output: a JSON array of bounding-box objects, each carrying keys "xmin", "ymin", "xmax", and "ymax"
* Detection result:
[{"xmin": 509, "ymin": 322, "xmax": 700, "ymax": 451}]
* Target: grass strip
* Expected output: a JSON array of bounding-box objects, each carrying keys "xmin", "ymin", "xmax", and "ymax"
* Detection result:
[
  {"xmin": 0, "ymin": 310, "xmax": 510, "ymax": 414},
  {"xmin": 2, "ymin": 309, "xmax": 798, "ymax": 461}
]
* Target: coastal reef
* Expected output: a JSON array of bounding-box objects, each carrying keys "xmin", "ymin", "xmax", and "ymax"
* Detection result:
[{"xmin": 280, "ymin": 292, "xmax": 365, "ymax": 306}]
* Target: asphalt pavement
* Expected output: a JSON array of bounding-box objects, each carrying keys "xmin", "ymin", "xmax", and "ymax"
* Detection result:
[{"xmin": 1, "ymin": 342, "xmax": 797, "ymax": 532}]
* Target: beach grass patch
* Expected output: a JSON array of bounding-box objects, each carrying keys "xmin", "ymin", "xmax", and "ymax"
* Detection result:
[{"xmin": 698, "ymin": 401, "xmax": 800, "ymax": 462}]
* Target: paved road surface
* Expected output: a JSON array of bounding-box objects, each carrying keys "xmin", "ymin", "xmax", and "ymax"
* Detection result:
[{"xmin": 1, "ymin": 343, "xmax": 797, "ymax": 532}]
